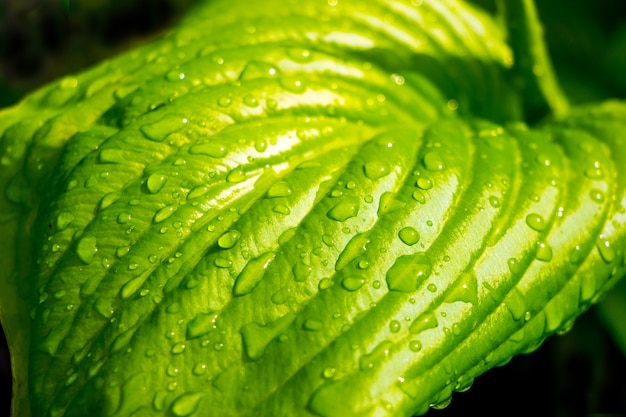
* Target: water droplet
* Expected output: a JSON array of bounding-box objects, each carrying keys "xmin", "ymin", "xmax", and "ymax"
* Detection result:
[
  {"xmin": 192, "ymin": 363, "xmax": 207, "ymax": 376},
  {"xmin": 217, "ymin": 230, "xmax": 241, "ymax": 249},
  {"xmin": 171, "ymin": 392, "xmax": 204, "ymax": 417},
  {"xmin": 359, "ymin": 341, "xmax": 392, "ymax": 370},
  {"xmin": 398, "ymin": 227, "xmax": 420, "ymax": 246},
  {"xmin": 589, "ymin": 189, "xmax": 605, "ymax": 203},
  {"xmin": 239, "ymin": 60, "xmax": 279, "ymax": 80},
  {"xmin": 214, "ymin": 257, "xmax": 232, "ymax": 268},
  {"xmin": 412, "ymin": 190, "xmax": 426, "ymax": 204},
  {"xmin": 189, "ymin": 142, "xmax": 228, "ymax": 158},
  {"xmin": 507, "ymin": 257, "xmax": 523, "ymax": 275},
  {"xmin": 335, "ymin": 233, "xmax": 369, "ymax": 271},
  {"xmin": 290, "ymin": 261, "xmax": 311, "ymax": 283},
  {"xmin": 226, "ymin": 168, "xmax": 247, "ymax": 183},
  {"xmin": 597, "ymin": 237, "xmax": 616, "ymax": 263},
  {"xmin": 504, "ymin": 288, "xmax": 526, "ymax": 320},
  {"xmin": 233, "ymin": 252, "xmax": 276, "ymax": 296},
  {"xmin": 243, "ymin": 94, "xmax": 259, "ymax": 107},
  {"xmin": 409, "ymin": 340, "xmax": 422, "ymax": 352},
  {"xmin": 525, "ymin": 213, "xmax": 545, "ymax": 231},
  {"xmin": 303, "ymin": 319, "xmax": 323, "ymax": 331},
  {"xmin": 386, "ymin": 253, "xmax": 432, "ymax": 292},
  {"xmin": 444, "ymin": 271, "xmax": 478, "ymax": 305},
  {"xmin": 341, "ymin": 277, "xmax": 365, "ymax": 291},
  {"xmin": 584, "ymin": 167, "xmax": 603, "ymax": 179},
  {"xmin": 171, "ymin": 343, "xmax": 186, "ymax": 355},
  {"xmin": 99, "ymin": 148, "xmax": 126, "ymax": 164},
  {"xmin": 217, "ymin": 96, "xmax": 231, "ymax": 107},
  {"xmin": 56, "ymin": 211, "xmax": 75, "ymax": 231},
  {"xmin": 488, "ymin": 196, "xmax": 501, "ymax": 208},
  {"xmin": 569, "ymin": 245, "xmax": 583, "ymax": 264},
  {"xmin": 140, "ymin": 114, "xmax": 187, "ymax": 142},
  {"xmin": 322, "ymin": 368, "xmax": 336, "ymax": 379},
  {"xmin": 272, "ymin": 204, "xmax": 291, "ymax": 215},
  {"xmin": 279, "ymin": 78, "xmax": 305, "ymax": 93},
  {"xmin": 363, "ymin": 161, "xmax": 390, "ymax": 180},
  {"xmin": 416, "ymin": 177, "xmax": 433, "ymax": 190},
  {"xmin": 153, "ymin": 205, "xmax": 177, "ymax": 223},
  {"xmin": 240, "ymin": 314, "xmax": 294, "ymax": 360},
  {"xmin": 409, "ymin": 312, "xmax": 438, "ymax": 334},
  {"xmin": 117, "ymin": 212, "xmax": 132, "ymax": 224},
  {"xmin": 536, "ymin": 241, "xmax": 553, "ymax": 262},
  {"xmin": 389, "ymin": 320, "xmax": 401, "ymax": 333},
  {"xmin": 423, "ymin": 152, "xmax": 445, "ymax": 171},
  {"xmin": 271, "ymin": 287, "xmax": 290, "ymax": 304},
  {"xmin": 76, "ymin": 235, "xmax": 97, "ymax": 264},
  {"xmin": 318, "ymin": 278, "xmax": 334, "ymax": 290},
  {"xmin": 186, "ymin": 312, "xmax": 218, "ymax": 339},
  {"xmin": 327, "ymin": 199, "xmax": 359, "ymax": 222},
  {"xmin": 378, "ymin": 192, "xmax": 406, "ymax": 215},
  {"xmin": 266, "ymin": 181, "xmax": 292, "ymax": 198}
]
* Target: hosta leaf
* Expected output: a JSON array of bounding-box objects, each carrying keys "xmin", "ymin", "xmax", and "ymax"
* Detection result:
[{"xmin": 0, "ymin": 1, "xmax": 624, "ymax": 417}]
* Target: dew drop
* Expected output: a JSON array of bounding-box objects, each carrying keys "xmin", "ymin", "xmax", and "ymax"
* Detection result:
[
  {"xmin": 389, "ymin": 320, "xmax": 401, "ymax": 333},
  {"xmin": 398, "ymin": 227, "xmax": 420, "ymax": 246},
  {"xmin": 186, "ymin": 312, "xmax": 218, "ymax": 339},
  {"xmin": 214, "ymin": 257, "xmax": 232, "ymax": 268},
  {"xmin": 233, "ymin": 252, "xmax": 276, "ymax": 296},
  {"xmin": 411, "ymin": 190, "xmax": 426, "ymax": 204},
  {"xmin": 226, "ymin": 169, "xmax": 247, "ymax": 183},
  {"xmin": 341, "ymin": 277, "xmax": 365, "ymax": 291},
  {"xmin": 76, "ymin": 235, "xmax": 97, "ymax": 264},
  {"xmin": 409, "ymin": 340, "xmax": 422, "ymax": 352},
  {"xmin": 327, "ymin": 200, "xmax": 359, "ymax": 222},
  {"xmin": 589, "ymin": 189, "xmax": 605, "ymax": 203},
  {"xmin": 117, "ymin": 212, "xmax": 132, "ymax": 224},
  {"xmin": 189, "ymin": 142, "xmax": 228, "ymax": 158},
  {"xmin": 363, "ymin": 161, "xmax": 390, "ymax": 180},
  {"xmin": 303, "ymin": 319, "xmax": 323, "ymax": 331},
  {"xmin": 293, "ymin": 261, "xmax": 312, "ymax": 282},
  {"xmin": 266, "ymin": 181, "xmax": 293, "ymax": 198},
  {"xmin": 525, "ymin": 213, "xmax": 545, "ymax": 231},
  {"xmin": 217, "ymin": 97, "xmax": 231, "ymax": 107},
  {"xmin": 153, "ymin": 205, "xmax": 177, "ymax": 223},
  {"xmin": 488, "ymin": 196, "xmax": 501, "ymax": 208},
  {"xmin": 171, "ymin": 393, "xmax": 204, "ymax": 417},
  {"xmin": 322, "ymin": 368, "xmax": 336, "ymax": 379},
  {"xmin": 422, "ymin": 152, "xmax": 445, "ymax": 171},
  {"xmin": 536, "ymin": 241, "xmax": 553, "ymax": 262},
  {"xmin": 386, "ymin": 253, "xmax": 432, "ymax": 292},
  {"xmin": 272, "ymin": 204, "xmax": 291, "ymax": 215},
  {"xmin": 416, "ymin": 177, "xmax": 433, "ymax": 190},
  {"xmin": 596, "ymin": 237, "xmax": 616, "ymax": 263},
  {"xmin": 409, "ymin": 312, "xmax": 438, "ymax": 334},
  {"xmin": 217, "ymin": 230, "xmax": 241, "ymax": 249},
  {"xmin": 56, "ymin": 211, "xmax": 75, "ymax": 231}
]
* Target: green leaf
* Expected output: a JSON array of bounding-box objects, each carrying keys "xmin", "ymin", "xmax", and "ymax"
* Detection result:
[{"xmin": 0, "ymin": 1, "xmax": 624, "ymax": 417}]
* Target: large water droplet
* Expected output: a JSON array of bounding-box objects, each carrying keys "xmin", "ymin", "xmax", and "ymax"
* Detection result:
[
  {"xmin": 596, "ymin": 236, "xmax": 616, "ymax": 263},
  {"xmin": 56, "ymin": 211, "xmax": 75, "ymax": 231},
  {"xmin": 186, "ymin": 312, "xmax": 218, "ymax": 339},
  {"xmin": 266, "ymin": 181, "xmax": 293, "ymax": 198},
  {"xmin": 240, "ymin": 314, "xmax": 294, "ymax": 360},
  {"xmin": 76, "ymin": 234, "xmax": 97, "ymax": 264},
  {"xmin": 217, "ymin": 230, "xmax": 241, "ymax": 249},
  {"xmin": 386, "ymin": 253, "xmax": 432, "ymax": 292},
  {"xmin": 444, "ymin": 271, "xmax": 478, "ymax": 305},
  {"xmin": 341, "ymin": 277, "xmax": 365, "ymax": 291},
  {"xmin": 363, "ymin": 161, "xmax": 390, "ymax": 180},
  {"xmin": 525, "ymin": 213, "xmax": 545, "ymax": 231},
  {"xmin": 504, "ymin": 288, "xmax": 526, "ymax": 320},
  {"xmin": 378, "ymin": 192, "xmax": 405, "ymax": 215},
  {"xmin": 189, "ymin": 142, "xmax": 228, "ymax": 158},
  {"xmin": 335, "ymin": 233, "xmax": 369, "ymax": 271},
  {"xmin": 535, "ymin": 241, "xmax": 553, "ymax": 262},
  {"xmin": 423, "ymin": 152, "xmax": 445, "ymax": 171},
  {"xmin": 171, "ymin": 393, "xmax": 204, "ymax": 417},
  {"xmin": 398, "ymin": 227, "xmax": 419, "ymax": 246},
  {"xmin": 140, "ymin": 114, "xmax": 187, "ymax": 142},
  {"xmin": 327, "ymin": 199, "xmax": 359, "ymax": 222},
  {"xmin": 409, "ymin": 312, "xmax": 438, "ymax": 334},
  {"xmin": 233, "ymin": 252, "xmax": 276, "ymax": 296},
  {"xmin": 153, "ymin": 205, "xmax": 177, "ymax": 223},
  {"xmin": 359, "ymin": 341, "xmax": 392, "ymax": 371}
]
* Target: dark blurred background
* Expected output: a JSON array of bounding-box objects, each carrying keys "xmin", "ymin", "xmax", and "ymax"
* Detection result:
[{"xmin": 1, "ymin": 0, "xmax": 625, "ymax": 416}]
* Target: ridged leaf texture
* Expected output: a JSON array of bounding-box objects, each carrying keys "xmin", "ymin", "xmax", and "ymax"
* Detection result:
[{"xmin": 0, "ymin": 1, "xmax": 624, "ymax": 417}]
